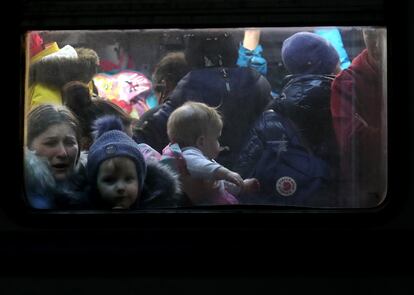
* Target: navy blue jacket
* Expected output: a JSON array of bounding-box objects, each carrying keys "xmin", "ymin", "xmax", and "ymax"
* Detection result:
[
  {"xmin": 272, "ymin": 74, "xmax": 339, "ymax": 166},
  {"xmin": 134, "ymin": 66, "xmax": 272, "ymax": 169},
  {"xmin": 235, "ymin": 74, "xmax": 340, "ymax": 205},
  {"xmin": 234, "ymin": 109, "xmax": 335, "ymax": 207},
  {"xmin": 234, "ymin": 110, "xmax": 287, "ymax": 179}
]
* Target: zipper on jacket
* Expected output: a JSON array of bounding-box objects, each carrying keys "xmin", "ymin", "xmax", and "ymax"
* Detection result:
[{"xmin": 221, "ymin": 68, "xmax": 231, "ymax": 92}]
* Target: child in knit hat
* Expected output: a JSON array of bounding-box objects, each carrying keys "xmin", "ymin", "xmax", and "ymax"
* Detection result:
[
  {"xmin": 87, "ymin": 116, "xmax": 147, "ymax": 209},
  {"xmin": 87, "ymin": 115, "xmax": 182, "ymax": 209}
]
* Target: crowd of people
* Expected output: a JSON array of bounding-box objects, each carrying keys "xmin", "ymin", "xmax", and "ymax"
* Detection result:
[{"xmin": 24, "ymin": 28, "xmax": 386, "ymax": 209}]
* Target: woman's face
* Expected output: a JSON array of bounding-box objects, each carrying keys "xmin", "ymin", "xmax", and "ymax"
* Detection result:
[{"xmin": 30, "ymin": 123, "xmax": 79, "ymax": 181}]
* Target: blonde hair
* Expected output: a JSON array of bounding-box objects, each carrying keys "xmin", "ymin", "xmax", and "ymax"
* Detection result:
[{"xmin": 167, "ymin": 102, "xmax": 223, "ymax": 147}]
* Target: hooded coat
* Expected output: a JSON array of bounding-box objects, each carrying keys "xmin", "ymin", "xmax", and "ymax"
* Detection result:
[
  {"xmin": 138, "ymin": 159, "xmax": 184, "ymax": 208},
  {"xmin": 29, "ymin": 47, "xmax": 99, "ymax": 109},
  {"xmin": 24, "ymin": 148, "xmax": 90, "ymax": 209},
  {"xmin": 87, "ymin": 116, "xmax": 184, "ymax": 209}
]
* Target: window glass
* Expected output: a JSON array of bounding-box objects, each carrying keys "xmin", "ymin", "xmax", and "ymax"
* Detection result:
[{"xmin": 23, "ymin": 27, "xmax": 387, "ymax": 210}]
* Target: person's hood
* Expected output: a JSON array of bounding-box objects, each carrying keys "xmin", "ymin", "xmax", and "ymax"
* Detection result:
[
  {"xmin": 277, "ymin": 74, "xmax": 335, "ymax": 111},
  {"xmin": 24, "ymin": 149, "xmax": 89, "ymax": 209},
  {"xmin": 29, "ymin": 47, "xmax": 99, "ymax": 88},
  {"xmin": 140, "ymin": 159, "xmax": 182, "ymax": 208},
  {"xmin": 24, "ymin": 148, "xmax": 56, "ymax": 203}
]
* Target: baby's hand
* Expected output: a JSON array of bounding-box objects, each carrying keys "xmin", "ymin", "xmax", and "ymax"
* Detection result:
[
  {"xmin": 242, "ymin": 178, "xmax": 260, "ymax": 194},
  {"xmin": 225, "ymin": 171, "xmax": 244, "ymax": 187}
]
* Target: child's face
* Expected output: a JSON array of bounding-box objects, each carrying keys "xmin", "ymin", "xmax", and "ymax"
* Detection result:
[
  {"xmin": 97, "ymin": 157, "xmax": 139, "ymax": 209},
  {"xmin": 30, "ymin": 123, "xmax": 79, "ymax": 181},
  {"xmin": 198, "ymin": 128, "xmax": 221, "ymax": 160}
]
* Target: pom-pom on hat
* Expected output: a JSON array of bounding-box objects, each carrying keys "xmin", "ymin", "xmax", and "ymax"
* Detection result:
[
  {"xmin": 281, "ymin": 32, "xmax": 340, "ymax": 74},
  {"xmin": 87, "ymin": 116, "xmax": 147, "ymax": 194}
]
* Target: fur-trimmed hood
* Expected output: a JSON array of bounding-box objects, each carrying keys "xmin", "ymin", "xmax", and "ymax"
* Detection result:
[
  {"xmin": 24, "ymin": 148, "xmax": 90, "ymax": 209},
  {"xmin": 139, "ymin": 160, "xmax": 183, "ymax": 208},
  {"xmin": 29, "ymin": 47, "xmax": 99, "ymax": 88}
]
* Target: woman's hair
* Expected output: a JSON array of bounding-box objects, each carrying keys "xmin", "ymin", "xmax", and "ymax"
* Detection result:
[
  {"xmin": 167, "ymin": 101, "xmax": 223, "ymax": 147},
  {"xmin": 152, "ymin": 51, "xmax": 190, "ymax": 101},
  {"xmin": 27, "ymin": 104, "xmax": 81, "ymax": 148},
  {"xmin": 61, "ymin": 81, "xmax": 133, "ymax": 149}
]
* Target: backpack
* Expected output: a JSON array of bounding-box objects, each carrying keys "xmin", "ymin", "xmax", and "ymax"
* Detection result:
[{"xmin": 239, "ymin": 110, "xmax": 333, "ymax": 207}]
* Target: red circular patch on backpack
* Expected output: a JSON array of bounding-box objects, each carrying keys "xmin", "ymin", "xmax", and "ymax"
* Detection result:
[{"xmin": 275, "ymin": 176, "xmax": 297, "ymax": 196}]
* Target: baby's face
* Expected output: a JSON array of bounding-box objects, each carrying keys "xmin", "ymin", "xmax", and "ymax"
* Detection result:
[
  {"xmin": 97, "ymin": 157, "xmax": 139, "ymax": 209},
  {"xmin": 199, "ymin": 129, "xmax": 222, "ymax": 160}
]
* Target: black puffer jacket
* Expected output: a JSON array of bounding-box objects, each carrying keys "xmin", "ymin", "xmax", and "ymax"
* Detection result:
[
  {"xmin": 272, "ymin": 74, "xmax": 338, "ymax": 166},
  {"xmin": 133, "ymin": 66, "xmax": 272, "ymax": 170}
]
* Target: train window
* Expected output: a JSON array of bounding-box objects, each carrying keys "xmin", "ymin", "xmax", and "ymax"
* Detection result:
[{"xmin": 23, "ymin": 27, "xmax": 387, "ymax": 211}]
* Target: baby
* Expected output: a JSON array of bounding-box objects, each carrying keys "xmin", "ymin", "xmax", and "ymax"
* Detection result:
[{"xmin": 166, "ymin": 101, "xmax": 259, "ymax": 205}]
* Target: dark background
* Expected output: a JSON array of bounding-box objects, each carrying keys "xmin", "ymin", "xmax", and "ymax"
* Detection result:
[{"xmin": 1, "ymin": 0, "xmax": 414, "ymax": 293}]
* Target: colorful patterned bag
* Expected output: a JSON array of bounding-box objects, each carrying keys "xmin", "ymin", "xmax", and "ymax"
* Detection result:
[{"xmin": 93, "ymin": 70, "xmax": 153, "ymax": 118}]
